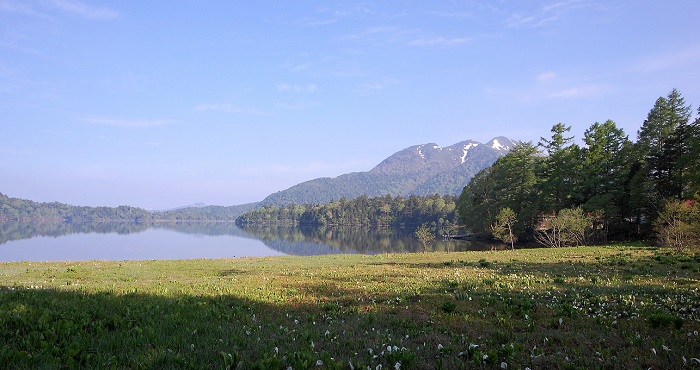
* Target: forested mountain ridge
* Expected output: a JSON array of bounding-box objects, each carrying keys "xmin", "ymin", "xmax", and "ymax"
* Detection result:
[
  {"xmin": 237, "ymin": 194, "xmax": 458, "ymax": 228},
  {"xmin": 260, "ymin": 137, "xmax": 517, "ymax": 206},
  {"xmin": 0, "ymin": 192, "xmax": 154, "ymax": 223},
  {"xmin": 0, "ymin": 192, "xmax": 256, "ymax": 223}
]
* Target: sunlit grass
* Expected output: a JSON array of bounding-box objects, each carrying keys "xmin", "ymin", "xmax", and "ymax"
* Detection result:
[{"xmin": 1, "ymin": 245, "xmax": 699, "ymax": 369}]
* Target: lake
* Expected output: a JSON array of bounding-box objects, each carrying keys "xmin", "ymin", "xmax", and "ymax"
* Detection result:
[{"xmin": 0, "ymin": 222, "xmax": 499, "ymax": 262}]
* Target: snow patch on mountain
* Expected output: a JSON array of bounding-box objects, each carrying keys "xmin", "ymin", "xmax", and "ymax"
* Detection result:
[
  {"xmin": 417, "ymin": 146, "xmax": 425, "ymax": 159},
  {"xmin": 491, "ymin": 138, "xmax": 506, "ymax": 150},
  {"xmin": 461, "ymin": 143, "xmax": 480, "ymax": 163}
]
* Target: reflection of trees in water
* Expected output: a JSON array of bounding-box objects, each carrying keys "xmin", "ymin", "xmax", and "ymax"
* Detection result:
[
  {"xmin": 240, "ymin": 225, "xmax": 413, "ymax": 254},
  {"xmin": 0, "ymin": 222, "xmax": 150, "ymax": 245},
  {"xmin": 1, "ymin": 221, "xmax": 498, "ymax": 255},
  {"xmin": 240, "ymin": 225, "xmax": 496, "ymax": 254},
  {"xmin": 153, "ymin": 222, "xmax": 251, "ymax": 238},
  {"xmin": 260, "ymin": 239, "xmax": 342, "ymax": 256},
  {"xmin": 0, "ymin": 221, "xmax": 255, "ymax": 246}
]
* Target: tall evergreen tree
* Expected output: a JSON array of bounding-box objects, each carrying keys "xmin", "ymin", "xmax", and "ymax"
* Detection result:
[
  {"xmin": 458, "ymin": 142, "xmax": 540, "ymax": 237},
  {"xmin": 489, "ymin": 142, "xmax": 541, "ymax": 235},
  {"xmin": 581, "ymin": 120, "xmax": 631, "ymax": 240},
  {"xmin": 672, "ymin": 104, "xmax": 700, "ymax": 199},
  {"xmin": 538, "ymin": 123, "xmax": 581, "ymax": 212},
  {"xmin": 688, "ymin": 107, "xmax": 700, "ymax": 198},
  {"xmin": 636, "ymin": 89, "xmax": 692, "ymax": 201},
  {"xmin": 457, "ymin": 167, "xmax": 496, "ymax": 235}
]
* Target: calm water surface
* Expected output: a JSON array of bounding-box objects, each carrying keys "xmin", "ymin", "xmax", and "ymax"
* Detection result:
[
  {"xmin": 0, "ymin": 222, "xmax": 496, "ymax": 262},
  {"xmin": 1, "ymin": 228, "xmax": 283, "ymax": 261}
]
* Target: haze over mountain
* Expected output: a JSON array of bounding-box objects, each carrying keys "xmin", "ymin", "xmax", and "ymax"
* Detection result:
[{"xmin": 260, "ymin": 137, "xmax": 517, "ymax": 206}]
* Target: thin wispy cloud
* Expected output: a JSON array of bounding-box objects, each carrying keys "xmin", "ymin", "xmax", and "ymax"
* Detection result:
[
  {"xmin": 274, "ymin": 62, "xmax": 311, "ymax": 73},
  {"xmin": 275, "ymin": 95, "xmax": 322, "ymax": 111},
  {"xmin": 428, "ymin": 10, "xmax": 473, "ymax": 19},
  {"xmin": 634, "ymin": 46, "xmax": 700, "ymax": 73},
  {"xmin": 537, "ymin": 71, "xmax": 558, "ymax": 81},
  {"xmin": 343, "ymin": 26, "xmax": 402, "ymax": 42},
  {"xmin": 407, "ymin": 36, "xmax": 472, "ymax": 47},
  {"xmin": 542, "ymin": 0, "xmax": 587, "ymax": 13},
  {"xmin": 488, "ymin": 80, "xmax": 611, "ymax": 103},
  {"xmin": 355, "ymin": 78, "xmax": 401, "ymax": 95},
  {"xmin": 506, "ymin": 14, "xmax": 558, "ymax": 28},
  {"xmin": 194, "ymin": 103, "xmax": 269, "ymax": 115},
  {"xmin": 290, "ymin": 63, "xmax": 310, "ymax": 72},
  {"xmin": 0, "ymin": 1, "xmax": 45, "ymax": 18},
  {"xmin": 305, "ymin": 18, "xmax": 337, "ymax": 27},
  {"xmin": 546, "ymin": 84, "xmax": 610, "ymax": 99},
  {"xmin": 83, "ymin": 116, "xmax": 174, "ymax": 128},
  {"xmin": 46, "ymin": 0, "xmax": 119, "ymax": 20},
  {"xmin": 276, "ymin": 83, "xmax": 318, "ymax": 93},
  {"xmin": 317, "ymin": 5, "xmax": 376, "ymax": 18},
  {"xmin": 505, "ymin": 0, "xmax": 592, "ymax": 28}
]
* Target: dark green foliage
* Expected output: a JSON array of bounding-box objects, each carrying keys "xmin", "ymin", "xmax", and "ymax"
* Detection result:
[
  {"xmin": 538, "ymin": 123, "xmax": 581, "ymax": 212},
  {"xmin": 681, "ymin": 106, "xmax": 700, "ymax": 198},
  {"xmin": 457, "ymin": 166, "xmax": 497, "ymax": 236},
  {"xmin": 635, "ymin": 89, "xmax": 694, "ymax": 203},
  {"xmin": 155, "ymin": 203, "xmax": 258, "ymax": 221},
  {"xmin": 457, "ymin": 142, "xmax": 540, "ymax": 236},
  {"xmin": 457, "ymin": 89, "xmax": 700, "ymax": 248},
  {"xmin": 441, "ymin": 300, "xmax": 457, "ymax": 313},
  {"xmin": 0, "ymin": 193, "xmax": 154, "ymax": 223},
  {"xmin": 581, "ymin": 120, "xmax": 632, "ymax": 241},
  {"xmin": 0, "ymin": 193, "xmax": 256, "ymax": 223},
  {"xmin": 654, "ymin": 199, "xmax": 700, "ymax": 252},
  {"xmin": 647, "ymin": 310, "xmax": 684, "ymax": 330},
  {"xmin": 237, "ymin": 194, "xmax": 458, "ymax": 228}
]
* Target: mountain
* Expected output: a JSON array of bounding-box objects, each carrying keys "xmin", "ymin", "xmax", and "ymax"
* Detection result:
[
  {"xmin": 158, "ymin": 202, "xmax": 208, "ymax": 212},
  {"xmin": 154, "ymin": 203, "xmax": 259, "ymax": 221},
  {"xmin": 260, "ymin": 136, "xmax": 518, "ymax": 206}
]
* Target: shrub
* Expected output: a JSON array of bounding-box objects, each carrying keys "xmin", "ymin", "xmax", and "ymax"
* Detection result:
[
  {"xmin": 654, "ymin": 200, "xmax": 700, "ymax": 253},
  {"xmin": 534, "ymin": 207, "xmax": 594, "ymax": 248}
]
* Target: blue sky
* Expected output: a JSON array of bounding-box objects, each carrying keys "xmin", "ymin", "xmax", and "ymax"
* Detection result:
[{"xmin": 2, "ymin": 1, "xmax": 699, "ymax": 209}]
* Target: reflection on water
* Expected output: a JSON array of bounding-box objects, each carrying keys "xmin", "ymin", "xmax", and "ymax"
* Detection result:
[
  {"xmin": 0, "ymin": 222, "xmax": 499, "ymax": 261},
  {"xmin": 241, "ymin": 225, "xmax": 497, "ymax": 255},
  {"xmin": 0, "ymin": 221, "xmax": 150, "ymax": 245}
]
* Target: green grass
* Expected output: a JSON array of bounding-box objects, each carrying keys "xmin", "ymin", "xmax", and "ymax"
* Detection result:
[{"xmin": 1, "ymin": 245, "xmax": 699, "ymax": 369}]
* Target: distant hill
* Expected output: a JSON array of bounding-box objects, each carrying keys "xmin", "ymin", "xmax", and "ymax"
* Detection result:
[
  {"xmin": 154, "ymin": 203, "xmax": 259, "ymax": 221},
  {"xmin": 0, "ymin": 192, "xmax": 258, "ymax": 223},
  {"xmin": 260, "ymin": 137, "xmax": 517, "ymax": 206},
  {"xmin": 158, "ymin": 202, "xmax": 208, "ymax": 212}
]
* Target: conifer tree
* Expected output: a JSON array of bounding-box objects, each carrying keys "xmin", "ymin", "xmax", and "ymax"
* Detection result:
[
  {"xmin": 636, "ymin": 89, "xmax": 692, "ymax": 201},
  {"xmin": 538, "ymin": 124, "xmax": 582, "ymax": 211},
  {"xmin": 581, "ymin": 120, "xmax": 631, "ymax": 239}
]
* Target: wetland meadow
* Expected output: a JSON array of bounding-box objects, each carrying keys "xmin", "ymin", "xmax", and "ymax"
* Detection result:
[{"xmin": 1, "ymin": 245, "xmax": 699, "ymax": 369}]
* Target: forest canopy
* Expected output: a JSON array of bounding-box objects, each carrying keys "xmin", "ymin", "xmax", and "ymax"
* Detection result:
[
  {"xmin": 236, "ymin": 194, "xmax": 458, "ymax": 228},
  {"xmin": 457, "ymin": 89, "xmax": 700, "ymax": 249}
]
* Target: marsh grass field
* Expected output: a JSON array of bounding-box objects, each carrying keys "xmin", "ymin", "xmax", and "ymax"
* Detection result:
[{"xmin": 1, "ymin": 245, "xmax": 699, "ymax": 369}]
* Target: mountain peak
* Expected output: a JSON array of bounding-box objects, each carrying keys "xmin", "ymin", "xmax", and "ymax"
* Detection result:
[
  {"xmin": 486, "ymin": 136, "xmax": 517, "ymax": 152},
  {"xmin": 260, "ymin": 136, "xmax": 518, "ymax": 206}
]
